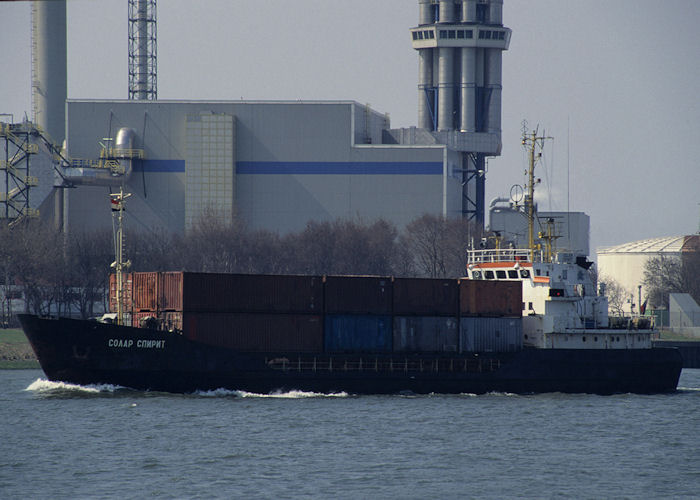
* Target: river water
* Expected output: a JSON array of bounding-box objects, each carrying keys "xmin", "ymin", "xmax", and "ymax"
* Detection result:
[{"xmin": 1, "ymin": 369, "xmax": 699, "ymax": 499}]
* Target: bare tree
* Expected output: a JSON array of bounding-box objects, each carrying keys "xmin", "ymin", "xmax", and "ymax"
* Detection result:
[
  {"xmin": 643, "ymin": 251, "xmax": 700, "ymax": 308},
  {"xmin": 68, "ymin": 229, "xmax": 113, "ymax": 319},
  {"xmin": 403, "ymin": 215, "xmax": 479, "ymax": 278},
  {"xmin": 599, "ymin": 275, "xmax": 630, "ymax": 316}
]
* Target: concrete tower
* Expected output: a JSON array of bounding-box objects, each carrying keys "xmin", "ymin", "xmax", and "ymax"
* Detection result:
[
  {"xmin": 411, "ymin": 0, "xmax": 510, "ymax": 224},
  {"xmin": 31, "ymin": 0, "xmax": 67, "ymax": 144}
]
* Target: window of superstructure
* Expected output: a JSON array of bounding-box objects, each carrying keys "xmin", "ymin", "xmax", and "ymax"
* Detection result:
[
  {"xmin": 508, "ymin": 270, "xmax": 518, "ymax": 279},
  {"xmin": 465, "ymin": 30, "xmax": 473, "ymax": 39},
  {"xmin": 457, "ymin": 30, "xmax": 465, "ymax": 39},
  {"xmin": 413, "ymin": 32, "xmax": 418, "ymax": 40},
  {"xmin": 440, "ymin": 30, "xmax": 447, "ymax": 39},
  {"xmin": 484, "ymin": 270, "xmax": 495, "ymax": 279},
  {"xmin": 520, "ymin": 269, "xmax": 530, "ymax": 278},
  {"xmin": 427, "ymin": 31, "xmax": 435, "ymax": 39},
  {"xmin": 484, "ymin": 31, "xmax": 492, "ymax": 39},
  {"xmin": 478, "ymin": 31, "xmax": 485, "ymax": 39},
  {"xmin": 498, "ymin": 31, "xmax": 505, "ymax": 40},
  {"xmin": 496, "ymin": 270, "xmax": 506, "ymax": 279},
  {"xmin": 448, "ymin": 30, "xmax": 456, "ymax": 39}
]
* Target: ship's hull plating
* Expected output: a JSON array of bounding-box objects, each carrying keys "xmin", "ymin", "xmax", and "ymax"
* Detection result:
[{"xmin": 19, "ymin": 314, "xmax": 683, "ymax": 395}]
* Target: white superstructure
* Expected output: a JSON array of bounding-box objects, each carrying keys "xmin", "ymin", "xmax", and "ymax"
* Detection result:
[{"xmin": 466, "ymin": 129, "xmax": 654, "ymax": 350}]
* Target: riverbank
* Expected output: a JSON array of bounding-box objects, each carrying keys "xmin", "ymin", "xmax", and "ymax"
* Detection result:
[{"xmin": 0, "ymin": 328, "xmax": 39, "ymax": 369}]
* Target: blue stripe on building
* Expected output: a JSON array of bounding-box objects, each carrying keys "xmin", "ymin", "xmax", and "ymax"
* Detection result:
[
  {"xmin": 133, "ymin": 160, "xmax": 443, "ymax": 175},
  {"xmin": 236, "ymin": 161, "xmax": 443, "ymax": 175}
]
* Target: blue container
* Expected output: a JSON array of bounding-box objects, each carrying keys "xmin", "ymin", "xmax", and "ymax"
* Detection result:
[
  {"xmin": 459, "ymin": 317, "xmax": 523, "ymax": 353},
  {"xmin": 324, "ymin": 315, "xmax": 392, "ymax": 352}
]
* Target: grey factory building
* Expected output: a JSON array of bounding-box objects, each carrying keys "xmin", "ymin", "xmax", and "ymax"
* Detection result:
[{"xmin": 2, "ymin": 0, "xmax": 510, "ymax": 237}]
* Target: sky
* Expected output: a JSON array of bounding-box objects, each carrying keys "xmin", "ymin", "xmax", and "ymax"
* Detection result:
[{"xmin": 1, "ymin": 0, "xmax": 699, "ymax": 255}]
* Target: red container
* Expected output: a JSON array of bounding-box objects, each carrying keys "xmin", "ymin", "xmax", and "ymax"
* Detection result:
[
  {"xmin": 323, "ymin": 275, "xmax": 392, "ymax": 315},
  {"xmin": 458, "ymin": 280, "xmax": 522, "ymax": 317},
  {"xmin": 109, "ymin": 273, "xmax": 133, "ymax": 313},
  {"xmin": 176, "ymin": 273, "xmax": 324, "ymax": 314},
  {"xmin": 393, "ymin": 278, "xmax": 458, "ymax": 316},
  {"xmin": 182, "ymin": 312, "xmax": 323, "ymax": 352},
  {"xmin": 159, "ymin": 272, "xmax": 183, "ymax": 311},
  {"xmin": 133, "ymin": 272, "xmax": 159, "ymax": 311}
]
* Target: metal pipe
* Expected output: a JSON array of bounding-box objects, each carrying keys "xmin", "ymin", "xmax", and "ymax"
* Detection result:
[
  {"xmin": 62, "ymin": 128, "xmax": 136, "ymax": 186},
  {"xmin": 485, "ymin": 50, "xmax": 502, "ymax": 134},
  {"xmin": 437, "ymin": 48, "xmax": 455, "ymax": 131},
  {"xmin": 418, "ymin": 49, "xmax": 434, "ymax": 129},
  {"xmin": 439, "ymin": 0, "xmax": 455, "ymax": 23},
  {"xmin": 461, "ymin": 0, "xmax": 477, "ymax": 22},
  {"xmin": 419, "ymin": 0, "xmax": 434, "ymax": 25},
  {"xmin": 459, "ymin": 48, "xmax": 476, "ymax": 132},
  {"xmin": 489, "ymin": 0, "xmax": 504, "ymax": 25}
]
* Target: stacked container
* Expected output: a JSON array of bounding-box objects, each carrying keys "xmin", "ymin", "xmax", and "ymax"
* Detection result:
[
  {"xmin": 110, "ymin": 272, "xmax": 525, "ymax": 354},
  {"xmin": 323, "ymin": 276, "xmax": 393, "ymax": 352},
  {"xmin": 458, "ymin": 279, "xmax": 523, "ymax": 352},
  {"xmin": 393, "ymin": 278, "xmax": 459, "ymax": 352}
]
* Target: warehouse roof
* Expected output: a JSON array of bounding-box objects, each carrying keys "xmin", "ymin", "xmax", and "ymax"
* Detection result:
[{"xmin": 598, "ymin": 236, "xmax": 691, "ymax": 254}]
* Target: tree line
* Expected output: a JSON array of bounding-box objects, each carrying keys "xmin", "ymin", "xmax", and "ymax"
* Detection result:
[{"xmin": 0, "ymin": 212, "xmax": 482, "ymax": 321}]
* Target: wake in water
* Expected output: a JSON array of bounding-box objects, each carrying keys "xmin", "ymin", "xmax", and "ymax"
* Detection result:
[
  {"xmin": 195, "ymin": 388, "xmax": 349, "ymax": 399},
  {"xmin": 25, "ymin": 378, "xmax": 126, "ymax": 398}
]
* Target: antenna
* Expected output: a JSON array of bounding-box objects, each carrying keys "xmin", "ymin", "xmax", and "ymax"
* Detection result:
[{"xmin": 110, "ymin": 188, "xmax": 132, "ymax": 326}]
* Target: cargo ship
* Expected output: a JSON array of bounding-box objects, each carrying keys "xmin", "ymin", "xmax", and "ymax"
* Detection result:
[{"xmin": 17, "ymin": 136, "xmax": 683, "ymax": 395}]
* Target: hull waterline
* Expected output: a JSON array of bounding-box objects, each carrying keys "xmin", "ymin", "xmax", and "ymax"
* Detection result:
[{"xmin": 19, "ymin": 314, "xmax": 682, "ymax": 395}]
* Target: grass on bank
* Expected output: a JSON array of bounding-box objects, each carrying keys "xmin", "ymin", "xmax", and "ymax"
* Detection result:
[{"xmin": 0, "ymin": 328, "xmax": 40, "ymax": 369}]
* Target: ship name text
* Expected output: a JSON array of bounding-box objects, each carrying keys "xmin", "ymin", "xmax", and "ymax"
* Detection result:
[{"xmin": 108, "ymin": 338, "xmax": 166, "ymax": 349}]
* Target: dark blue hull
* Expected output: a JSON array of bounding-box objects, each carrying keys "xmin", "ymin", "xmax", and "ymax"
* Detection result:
[{"xmin": 19, "ymin": 314, "xmax": 683, "ymax": 395}]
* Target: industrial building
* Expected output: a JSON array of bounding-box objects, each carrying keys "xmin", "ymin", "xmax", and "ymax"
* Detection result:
[
  {"xmin": 1, "ymin": 0, "xmax": 511, "ymax": 237},
  {"xmin": 597, "ymin": 235, "xmax": 700, "ymax": 315}
]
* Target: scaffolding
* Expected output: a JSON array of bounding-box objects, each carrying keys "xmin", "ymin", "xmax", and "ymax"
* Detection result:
[
  {"xmin": 0, "ymin": 122, "xmax": 40, "ymax": 225},
  {"xmin": 128, "ymin": 0, "xmax": 157, "ymax": 100}
]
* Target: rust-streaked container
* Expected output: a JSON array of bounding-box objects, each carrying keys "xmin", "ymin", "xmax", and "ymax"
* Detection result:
[
  {"xmin": 393, "ymin": 316, "xmax": 458, "ymax": 352},
  {"xmin": 109, "ymin": 273, "xmax": 133, "ymax": 313},
  {"xmin": 323, "ymin": 275, "xmax": 392, "ymax": 315},
  {"xmin": 176, "ymin": 273, "xmax": 323, "ymax": 314},
  {"xmin": 393, "ymin": 278, "xmax": 458, "ymax": 316},
  {"xmin": 159, "ymin": 272, "xmax": 183, "ymax": 311},
  {"xmin": 182, "ymin": 312, "xmax": 323, "ymax": 352},
  {"xmin": 458, "ymin": 280, "xmax": 522, "ymax": 317},
  {"xmin": 133, "ymin": 272, "xmax": 159, "ymax": 312}
]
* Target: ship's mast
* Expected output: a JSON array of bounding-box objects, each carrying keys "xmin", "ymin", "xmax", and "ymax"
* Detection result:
[
  {"xmin": 110, "ymin": 188, "xmax": 131, "ymax": 326},
  {"xmin": 521, "ymin": 129, "xmax": 552, "ymax": 262}
]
